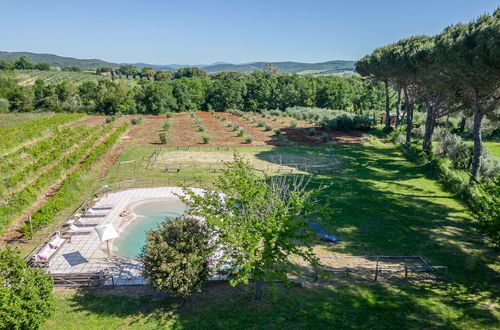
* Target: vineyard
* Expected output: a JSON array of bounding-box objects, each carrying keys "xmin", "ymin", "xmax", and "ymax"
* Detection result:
[
  {"xmin": 0, "ymin": 113, "xmax": 129, "ymax": 237},
  {"xmin": 1, "ymin": 70, "xmax": 138, "ymax": 86}
]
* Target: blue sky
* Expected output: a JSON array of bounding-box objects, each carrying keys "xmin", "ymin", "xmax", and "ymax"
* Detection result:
[{"xmin": 1, "ymin": 0, "xmax": 498, "ymax": 64}]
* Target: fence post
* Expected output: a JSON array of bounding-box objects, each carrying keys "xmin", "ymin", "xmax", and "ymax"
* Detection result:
[{"xmin": 374, "ymin": 257, "xmax": 379, "ymax": 281}]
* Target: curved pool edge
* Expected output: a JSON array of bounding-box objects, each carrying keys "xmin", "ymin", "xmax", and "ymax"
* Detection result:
[{"xmin": 105, "ymin": 197, "xmax": 188, "ymax": 259}]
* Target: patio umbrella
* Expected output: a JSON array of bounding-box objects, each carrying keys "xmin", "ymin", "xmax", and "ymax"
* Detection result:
[{"xmin": 94, "ymin": 224, "xmax": 119, "ymax": 259}]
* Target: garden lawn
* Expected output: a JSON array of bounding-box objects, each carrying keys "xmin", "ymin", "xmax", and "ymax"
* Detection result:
[{"xmin": 43, "ymin": 137, "xmax": 499, "ymax": 329}]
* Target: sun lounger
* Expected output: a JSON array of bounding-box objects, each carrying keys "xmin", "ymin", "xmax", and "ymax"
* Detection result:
[
  {"xmin": 80, "ymin": 213, "xmax": 107, "ymax": 218},
  {"xmin": 66, "ymin": 219, "xmax": 98, "ymax": 227},
  {"xmin": 34, "ymin": 235, "xmax": 68, "ymax": 264},
  {"xmin": 90, "ymin": 205, "xmax": 114, "ymax": 210},
  {"xmin": 63, "ymin": 224, "xmax": 93, "ymax": 236}
]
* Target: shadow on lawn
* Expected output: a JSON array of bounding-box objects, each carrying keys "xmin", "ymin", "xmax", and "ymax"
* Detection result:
[
  {"xmin": 255, "ymin": 143, "xmax": 499, "ymax": 293},
  {"xmin": 62, "ymin": 142, "xmax": 499, "ymax": 329},
  {"xmin": 66, "ymin": 281, "xmax": 497, "ymax": 329}
]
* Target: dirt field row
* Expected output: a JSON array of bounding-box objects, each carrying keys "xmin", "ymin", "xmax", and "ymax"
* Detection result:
[{"xmin": 110, "ymin": 112, "xmax": 365, "ymax": 147}]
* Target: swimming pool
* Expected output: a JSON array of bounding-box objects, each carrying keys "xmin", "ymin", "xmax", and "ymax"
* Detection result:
[{"xmin": 112, "ymin": 198, "xmax": 188, "ymax": 259}]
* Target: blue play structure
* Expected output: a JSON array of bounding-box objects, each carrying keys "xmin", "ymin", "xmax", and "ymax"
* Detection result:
[{"xmin": 308, "ymin": 222, "xmax": 338, "ymax": 243}]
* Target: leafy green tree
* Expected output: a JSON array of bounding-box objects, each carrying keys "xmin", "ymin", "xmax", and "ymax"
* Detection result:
[
  {"xmin": 140, "ymin": 66, "xmax": 155, "ymax": 78},
  {"xmin": 0, "ymin": 60, "xmax": 14, "ymax": 71},
  {"xmin": 180, "ymin": 156, "xmax": 319, "ymax": 300},
  {"xmin": 393, "ymin": 36, "xmax": 431, "ymax": 144},
  {"xmin": 135, "ymin": 80, "xmax": 176, "ymax": 114},
  {"xmin": 244, "ymin": 71, "xmax": 276, "ymax": 111},
  {"xmin": 117, "ymin": 65, "xmax": 139, "ymax": 78},
  {"xmin": 207, "ymin": 79, "xmax": 246, "ymax": 111},
  {"xmin": 94, "ymin": 80, "xmax": 136, "ymax": 114},
  {"xmin": 174, "ymin": 67, "xmax": 208, "ymax": 79},
  {"xmin": 154, "ymin": 71, "xmax": 173, "ymax": 81},
  {"xmin": 14, "ymin": 56, "xmax": 34, "ymax": 70},
  {"xmin": 316, "ymin": 76, "xmax": 353, "ymax": 110},
  {"xmin": 435, "ymin": 10, "xmax": 500, "ymax": 183},
  {"xmin": 141, "ymin": 217, "xmax": 212, "ymax": 297},
  {"xmin": 356, "ymin": 47, "xmax": 394, "ymax": 131},
  {"xmin": 34, "ymin": 62, "xmax": 51, "ymax": 71},
  {"xmin": 0, "ymin": 247, "xmax": 55, "ymax": 329},
  {"xmin": 96, "ymin": 66, "xmax": 114, "ymax": 75},
  {"xmin": 78, "ymin": 81, "xmax": 99, "ymax": 111}
]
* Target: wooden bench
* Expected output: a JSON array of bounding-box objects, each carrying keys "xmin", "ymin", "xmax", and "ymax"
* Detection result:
[{"xmin": 165, "ymin": 167, "xmax": 181, "ymax": 173}]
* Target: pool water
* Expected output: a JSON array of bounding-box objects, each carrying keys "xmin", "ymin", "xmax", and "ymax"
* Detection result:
[{"xmin": 113, "ymin": 198, "xmax": 188, "ymax": 259}]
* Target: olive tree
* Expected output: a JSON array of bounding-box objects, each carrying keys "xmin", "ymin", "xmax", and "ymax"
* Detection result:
[
  {"xmin": 180, "ymin": 156, "xmax": 319, "ymax": 300},
  {"xmin": 0, "ymin": 247, "xmax": 55, "ymax": 329}
]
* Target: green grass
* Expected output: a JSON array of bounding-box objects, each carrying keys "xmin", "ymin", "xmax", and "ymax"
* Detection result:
[
  {"xmin": 41, "ymin": 138, "xmax": 499, "ymax": 329},
  {"xmin": 0, "ymin": 112, "xmax": 53, "ymax": 127},
  {"xmin": 483, "ymin": 141, "xmax": 500, "ymax": 158},
  {"xmin": 464, "ymin": 140, "xmax": 500, "ymax": 158}
]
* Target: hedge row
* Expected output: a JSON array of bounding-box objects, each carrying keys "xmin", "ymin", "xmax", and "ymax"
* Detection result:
[
  {"xmin": 21, "ymin": 122, "xmax": 129, "ymax": 236},
  {"xmin": 0, "ymin": 123, "xmax": 113, "ymax": 234}
]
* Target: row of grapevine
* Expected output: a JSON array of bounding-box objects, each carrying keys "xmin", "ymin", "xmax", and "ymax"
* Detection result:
[
  {"xmin": 0, "ymin": 126, "xmax": 94, "ymax": 196},
  {"xmin": 0, "ymin": 126, "xmax": 88, "ymax": 177},
  {"xmin": 0, "ymin": 123, "xmax": 114, "ymax": 234},
  {"xmin": 0, "ymin": 113, "xmax": 85, "ymax": 153},
  {"xmin": 22, "ymin": 122, "xmax": 129, "ymax": 235}
]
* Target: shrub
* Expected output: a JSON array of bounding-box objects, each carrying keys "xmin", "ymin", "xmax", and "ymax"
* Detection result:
[
  {"xmin": 244, "ymin": 136, "xmax": 253, "ymax": 144},
  {"xmin": 237, "ymin": 128, "xmax": 245, "ymax": 137},
  {"xmin": 257, "ymin": 120, "xmax": 265, "ymax": 127},
  {"xmin": 264, "ymin": 123, "xmax": 273, "ymax": 131},
  {"xmin": 480, "ymin": 150, "xmax": 500, "ymax": 183},
  {"xmin": 130, "ymin": 117, "xmax": 142, "ymax": 125},
  {"xmin": 163, "ymin": 121, "xmax": 171, "ymax": 131},
  {"xmin": 290, "ymin": 120, "xmax": 297, "ymax": 128},
  {"xmin": 320, "ymin": 132, "xmax": 330, "ymax": 142},
  {"xmin": 198, "ymin": 124, "xmax": 205, "ymax": 132},
  {"xmin": 190, "ymin": 112, "xmax": 195, "ymax": 118},
  {"xmin": 0, "ymin": 98, "xmax": 9, "ymax": 112},
  {"xmin": 159, "ymin": 132, "xmax": 167, "ymax": 144},
  {"xmin": 140, "ymin": 217, "xmax": 211, "ymax": 297},
  {"xmin": 0, "ymin": 247, "xmax": 55, "ymax": 329},
  {"xmin": 232, "ymin": 123, "xmax": 240, "ymax": 131},
  {"xmin": 434, "ymin": 128, "xmax": 472, "ymax": 169},
  {"xmin": 165, "ymin": 112, "xmax": 173, "ymax": 118},
  {"xmin": 226, "ymin": 121, "xmax": 232, "ymax": 128},
  {"xmin": 202, "ymin": 135, "xmax": 211, "ymax": 144},
  {"xmin": 209, "ymin": 110, "xmax": 215, "ymax": 115},
  {"xmin": 274, "ymin": 129, "xmax": 281, "ymax": 136},
  {"xmin": 389, "ymin": 130, "xmax": 406, "ymax": 145},
  {"xmin": 307, "ymin": 128, "xmax": 316, "ymax": 136},
  {"xmin": 105, "ymin": 116, "xmax": 114, "ymax": 123}
]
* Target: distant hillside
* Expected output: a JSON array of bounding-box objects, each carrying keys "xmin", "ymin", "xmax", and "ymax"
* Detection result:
[
  {"xmin": 0, "ymin": 51, "xmax": 356, "ymax": 75},
  {"xmin": 0, "ymin": 51, "xmax": 116, "ymax": 70},
  {"xmin": 202, "ymin": 60, "xmax": 356, "ymax": 75}
]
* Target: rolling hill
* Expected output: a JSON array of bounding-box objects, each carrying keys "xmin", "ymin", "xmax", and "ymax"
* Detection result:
[{"xmin": 0, "ymin": 51, "xmax": 356, "ymax": 75}]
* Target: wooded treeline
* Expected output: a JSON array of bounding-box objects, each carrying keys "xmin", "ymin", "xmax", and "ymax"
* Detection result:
[
  {"xmin": 356, "ymin": 9, "xmax": 499, "ymax": 183},
  {"xmin": 0, "ymin": 69, "xmax": 385, "ymax": 116}
]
